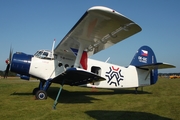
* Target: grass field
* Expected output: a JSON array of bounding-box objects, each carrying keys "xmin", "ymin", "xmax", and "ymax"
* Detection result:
[{"xmin": 0, "ymin": 77, "xmax": 180, "ymax": 120}]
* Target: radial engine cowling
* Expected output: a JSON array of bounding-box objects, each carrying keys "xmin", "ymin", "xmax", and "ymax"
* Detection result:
[{"xmin": 10, "ymin": 52, "xmax": 33, "ymax": 76}]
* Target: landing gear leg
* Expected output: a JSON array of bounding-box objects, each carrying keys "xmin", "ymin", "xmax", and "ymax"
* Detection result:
[{"xmin": 32, "ymin": 80, "xmax": 45, "ymax": 95}]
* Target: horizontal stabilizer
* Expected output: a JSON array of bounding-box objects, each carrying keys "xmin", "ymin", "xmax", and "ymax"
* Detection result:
[
  {"xmin": 137, "ymin": 62, "xmax": 176, "ymax": 70},
  {"xmin": 51, "ymin": 68, "xmax": 105, "ymax": 86}
]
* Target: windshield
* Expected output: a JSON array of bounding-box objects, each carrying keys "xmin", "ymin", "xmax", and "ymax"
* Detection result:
[{"xmin": 34, "ymin": 50, "xmax": 54, "ymax": 60}]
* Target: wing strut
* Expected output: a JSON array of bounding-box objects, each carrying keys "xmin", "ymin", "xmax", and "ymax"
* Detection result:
[
  {"xmin": 52, "ymin": 79, "xmax": 65, "ymax": 110},
  {"xmin": 74, "ymin": 41, "xmax": 87, "ymax": 68}
]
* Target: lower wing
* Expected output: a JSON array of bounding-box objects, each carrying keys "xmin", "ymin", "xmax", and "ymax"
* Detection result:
[{"xmin": 51, "ymin": 68, "xmax": 105, "ymax": 86}]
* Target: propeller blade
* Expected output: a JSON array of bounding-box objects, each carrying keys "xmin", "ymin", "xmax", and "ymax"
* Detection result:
[
  {"xmin": 9, "ymin": 46, "xmax": 13, "ymax": 62},
  {"xmin": 4, "ymin": 63, "xmax": 10, "ymax": 79},
  {"xmin": 4, "ymin": 47, "xmax": 13, "ymax": 78}
]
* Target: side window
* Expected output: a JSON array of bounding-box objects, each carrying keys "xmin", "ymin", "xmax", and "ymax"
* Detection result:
[{"xmin": 91, "ymin": 66, "xmax": 101, "ymax": 76}]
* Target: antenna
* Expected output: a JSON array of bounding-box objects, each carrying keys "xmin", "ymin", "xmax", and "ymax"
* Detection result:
[
  {"xmin": 51, "ymin": 39, "xmax": 56, "ymax": 57},
  {"xmin": 105, "ymin": 57, "xmax": 110, "ymax": 63}
]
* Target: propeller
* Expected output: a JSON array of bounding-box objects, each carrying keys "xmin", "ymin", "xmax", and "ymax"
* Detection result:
[{"xmin": 4, "ymin": 47, "xmax": 13, "ymax": 78}]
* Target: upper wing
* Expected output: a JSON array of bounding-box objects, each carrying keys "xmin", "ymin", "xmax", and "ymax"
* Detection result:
[{"xmin": 54, "ymin": 6, "xmax": 142, "ymax": 58}]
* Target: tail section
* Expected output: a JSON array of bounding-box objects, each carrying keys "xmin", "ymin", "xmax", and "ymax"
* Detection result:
[{"xmin": 130, "ymin": 46, "xmax": 175, "ymax": 84}]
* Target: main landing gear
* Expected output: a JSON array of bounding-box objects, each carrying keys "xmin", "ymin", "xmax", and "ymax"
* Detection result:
[
  {"xmin": 33, "ymin": 80, "xmax": 51, "ymax": 100},
  {"xmin": 32, "ymin": 79, "xmax": 65, "ymax": 109}
]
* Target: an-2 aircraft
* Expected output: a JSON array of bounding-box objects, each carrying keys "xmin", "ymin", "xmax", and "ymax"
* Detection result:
[{"xmin": 5, "ymin": 6, "xmax": 175, "ymax": 109}]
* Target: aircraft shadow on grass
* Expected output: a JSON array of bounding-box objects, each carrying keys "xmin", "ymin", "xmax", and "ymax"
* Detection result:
[
  {"xmin": 10, "ymin": 87, "xmax": 151, "ymax": 104},
  {"xmin": 85, "ymin": 110, "xmax": 171, "ymax": 120},
  {"xmin": 11, "ymin": 92, "xmax": 33, "ymax": 96},
  {"xmin": 48, "ymin": 87, "xmax": 151, "ymax": 104}
]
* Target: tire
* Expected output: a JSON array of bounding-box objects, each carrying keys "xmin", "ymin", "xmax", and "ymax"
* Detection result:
[
  {"xmin": 32, "ymin": 87, "xmax": 39, "ymax": 95},
  {"xmin": 35, "ymin": 90, "xmax": 47, "ymax": 100}
]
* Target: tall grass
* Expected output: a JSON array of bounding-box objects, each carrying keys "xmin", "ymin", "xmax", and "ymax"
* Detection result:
[{"xmin": 0, "ymin": 77, "xmax": 179, "ymax": 120}]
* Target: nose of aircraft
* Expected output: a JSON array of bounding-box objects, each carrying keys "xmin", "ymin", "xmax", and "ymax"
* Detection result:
[{"xmin": 10, "ymin": 52, "xmax": 33, "ymax": 76}]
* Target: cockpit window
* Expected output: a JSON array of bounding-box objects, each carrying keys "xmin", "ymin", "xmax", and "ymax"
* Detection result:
[
  {"xmin": 42, "ymin": 52, "xmax": 48, "ymax": 58},
  {"xmin": 34, "ymin": 51, "xmax": 43, "ymax": 57},
  {"xmin": 34, "ymin": 50, "xmax": 54, "ymax": 60}
]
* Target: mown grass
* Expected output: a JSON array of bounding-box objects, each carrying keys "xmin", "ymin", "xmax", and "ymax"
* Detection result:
[{"xmin": 0, "ymin": 77, "xmax": 180, "ymax": 120}]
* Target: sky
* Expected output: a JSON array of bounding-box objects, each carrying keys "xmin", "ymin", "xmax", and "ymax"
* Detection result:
[{"xmin": 0, "ymin": 0, "xmax": 180, "ymax": 73}]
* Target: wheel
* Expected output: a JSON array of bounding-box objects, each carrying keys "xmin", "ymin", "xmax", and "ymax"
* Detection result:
[
  {"xmin": 35, "ymin": 90, "xmax": 47, "ymax": 100},
  {"xmin": 32, "ymin": 87, "xmax": 39, "ymax": 95}
]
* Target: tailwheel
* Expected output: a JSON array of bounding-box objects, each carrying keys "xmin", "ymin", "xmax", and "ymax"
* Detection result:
[
  {"xmin": 32, "ymin": 87, "xmax": 39, "ymax": 95},
  {"xmin": 35, "ymin": 90, "xmax": 47, "ymax": 100},
  {"xmin": 135, "ymin": 87, "xmax": 138, "ymax": 94}
]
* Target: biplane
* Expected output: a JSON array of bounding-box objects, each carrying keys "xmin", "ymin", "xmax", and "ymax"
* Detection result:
[{"xmin": 5, "ymin": 6, "xmax": 175, "ymax": 109}]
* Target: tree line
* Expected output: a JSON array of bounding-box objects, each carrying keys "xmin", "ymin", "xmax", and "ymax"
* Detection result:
[{"xmin": 159, "ymin": 73, "xmax": 180, "ymax": 76}]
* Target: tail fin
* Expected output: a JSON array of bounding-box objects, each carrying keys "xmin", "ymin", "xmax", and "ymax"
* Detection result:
[
  {"xmin": 130, "ymin": 46, "xmax": 156, "ymax": 66},
  {"xmin": 130, "ymin": 46, "xmax": 175, "ymax": 84}
]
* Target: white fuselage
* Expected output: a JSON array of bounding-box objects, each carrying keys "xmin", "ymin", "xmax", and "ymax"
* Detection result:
[{"xmin": 29, "ymin": 57, "xmax": 150, "ymax": 89}]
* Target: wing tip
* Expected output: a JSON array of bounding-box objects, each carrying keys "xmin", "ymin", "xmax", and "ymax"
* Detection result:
[{"xmin": 88, "ymin": 6, "xmax": 124, "ymax": 16}]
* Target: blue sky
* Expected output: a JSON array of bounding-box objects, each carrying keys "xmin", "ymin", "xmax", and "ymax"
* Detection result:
[{"xmin": 0, "ymin": 0, "xmax": 179, "ymax": 73}]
